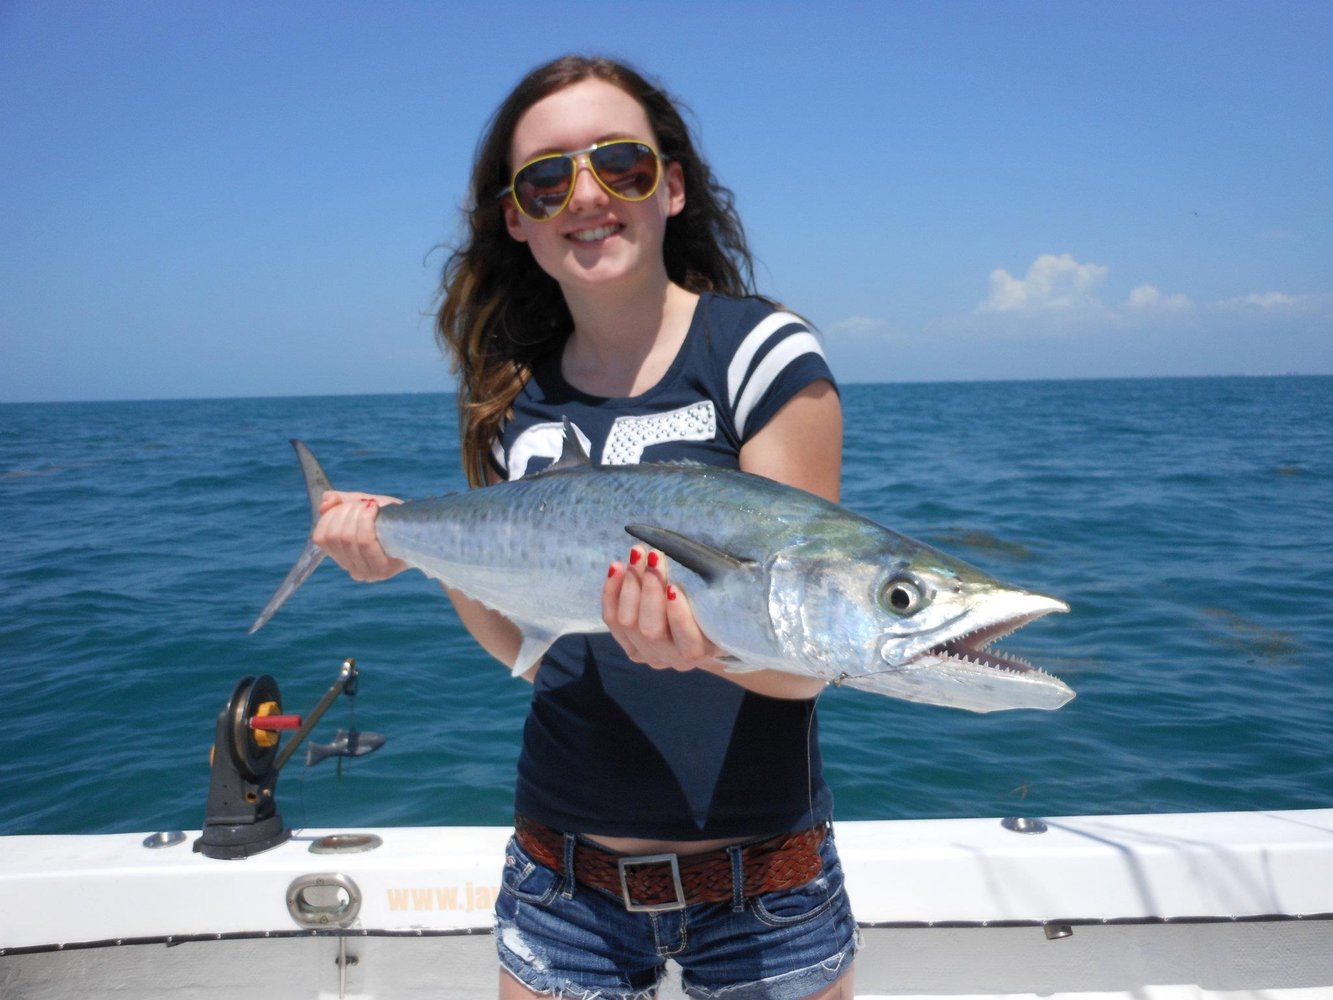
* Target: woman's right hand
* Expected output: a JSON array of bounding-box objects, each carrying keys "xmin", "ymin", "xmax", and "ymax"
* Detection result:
[
  {"xmin": 312, "ymin": 490, "xmax": 408, "ymax": 581},
  {"xmin": 602, "ymin": 546, "xmax": 720, "ymax": 671}
]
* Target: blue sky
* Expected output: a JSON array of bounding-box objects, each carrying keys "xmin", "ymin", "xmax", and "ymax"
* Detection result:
[{"xmin": 3, "ymin": 1, "xmax": 1330, "ymax": 402}]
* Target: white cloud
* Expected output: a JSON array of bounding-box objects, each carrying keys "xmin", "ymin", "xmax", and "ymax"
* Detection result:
[
  {"xmin": 828, "ymin": 315, "xmax": 890, "ymax": 336},
  {"xmin": 979, "ymin": 253, "xmax": 1109, "ymax": 313},
  {"xmin": 1218, "ymin": 291, "xmax": 1309, "ymax": 311},
  {"xmin": 973, "ymin": 253, "xmax": 1198, "ymax": 332},
  {"xmin": 1125, "ymin": 284, "xmax": 1194, "ymax": 311}
]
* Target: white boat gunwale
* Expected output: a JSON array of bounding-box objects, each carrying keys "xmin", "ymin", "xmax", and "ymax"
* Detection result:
[{"xmin": 5, "ymin": 809, "xmax": 1333, "ymax": 999}]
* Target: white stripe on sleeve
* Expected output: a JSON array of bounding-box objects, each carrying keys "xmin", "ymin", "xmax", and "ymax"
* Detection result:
[
  {"xmin": 733, "ymin": 331, "xmax": 826, "ymax": 439},
  {"xmin": 726, "ymin": 312, "xmax": 806, "ymax": 409}
]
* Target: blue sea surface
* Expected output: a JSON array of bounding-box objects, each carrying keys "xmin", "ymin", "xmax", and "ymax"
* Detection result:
[{"xmin": 1, "ymin": 377, "xmax": 1330, "ymax": 836}]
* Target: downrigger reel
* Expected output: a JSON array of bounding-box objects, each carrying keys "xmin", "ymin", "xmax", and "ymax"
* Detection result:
[{"xmin": 193, "ymin": 657, "xmax": 385, "ymax": 860}]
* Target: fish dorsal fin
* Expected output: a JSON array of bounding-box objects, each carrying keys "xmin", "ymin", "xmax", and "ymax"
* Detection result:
[
  {"xmin": 547, "ymin": 418, "xmax": 592, "ymax": 472},
  {"xmin": 624, "ymin": 524, "xmax": 756, "ymax": 583}
]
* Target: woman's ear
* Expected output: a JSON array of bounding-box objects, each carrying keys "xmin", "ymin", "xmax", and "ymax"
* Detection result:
[
  {"xmin": 502, "ymin": 199, "xmax": 529, "ymax": 243},
  {"xmin": 664, "ymin": 160, "xmax": 686, "ymax": 218}
]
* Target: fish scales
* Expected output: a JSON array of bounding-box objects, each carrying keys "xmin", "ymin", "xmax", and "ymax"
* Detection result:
[{"xmin": 375, "ymin": 461, "xmax": 826, "ymax": 661}]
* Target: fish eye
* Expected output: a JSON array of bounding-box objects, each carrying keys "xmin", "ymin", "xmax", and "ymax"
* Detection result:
[{"xmin": 881, "ymin": 576, "xmax": 929, "ymax": 616}]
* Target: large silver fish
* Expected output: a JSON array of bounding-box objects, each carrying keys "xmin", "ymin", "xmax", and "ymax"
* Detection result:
[{"xmin": 251, "ymin": 425, "xmax": 1073, "ymax": 713}]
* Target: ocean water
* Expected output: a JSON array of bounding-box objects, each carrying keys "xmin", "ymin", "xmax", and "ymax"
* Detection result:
[{"xmin": 1, "ymin": 377, "xmax": 1329, "ymax": 837}]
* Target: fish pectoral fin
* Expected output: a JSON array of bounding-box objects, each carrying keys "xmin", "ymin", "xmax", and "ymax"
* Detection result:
[
  {"xmin": 513, "ymin": 629, "xmax": 559, "ymax": 678},
  {"xmin": 623, "ymin": 524, "xmax": 755, "ymax": 583}
]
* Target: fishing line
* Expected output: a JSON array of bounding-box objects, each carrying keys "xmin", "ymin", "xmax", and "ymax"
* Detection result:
[
  {"xmin": 289, "ymin": 677, "xmax": 362, "ymax": 837},
  {"xmin": 805, "ymin": 686, "xmax": 838, "ymax": 913},
  {"xmin": 804, "ymin": 688, "xmax": 822, "ymax": 830},
  {"xmin": 294, "ymin": 754, "xmax": 311, "ymax": 836},
  {"xmin": 339, "ymin": 693, "xmax": 359, "ymax": 780},
  {"xmin": 808, "ymin": 684, "xmax": 859, "ymax": 985}
]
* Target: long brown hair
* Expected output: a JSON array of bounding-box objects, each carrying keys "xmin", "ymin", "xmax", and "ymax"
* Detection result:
[{"xmin": 436, "ymin": 55, "xmax": 759, "ymax": 486}]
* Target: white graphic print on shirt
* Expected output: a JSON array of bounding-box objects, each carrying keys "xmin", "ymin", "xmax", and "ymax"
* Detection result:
[{"xmin": 501, "ymin": 401, "xmax": 716, "ymax": 478}]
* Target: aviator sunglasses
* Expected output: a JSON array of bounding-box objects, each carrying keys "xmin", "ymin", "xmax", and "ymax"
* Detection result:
[{"xmin": 499, "ymin": 139, "xmax": 663, "ymax": 222}]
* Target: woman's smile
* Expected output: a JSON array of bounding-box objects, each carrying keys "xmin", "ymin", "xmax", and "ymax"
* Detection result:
[{"xmin": 566, "ymin": 222, "xmax": 623, "ymax": 244}]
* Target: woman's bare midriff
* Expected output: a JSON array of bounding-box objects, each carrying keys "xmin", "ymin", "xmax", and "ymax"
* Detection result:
[{"xmin": 582, "ymin": 832, "xmax": 753, "ymax": 856}]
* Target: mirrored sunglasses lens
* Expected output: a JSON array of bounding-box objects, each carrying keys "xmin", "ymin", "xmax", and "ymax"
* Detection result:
[
  {"xmin": 514, "ymin": 156, "xmax": 575, "ymax": 219},
  {"xmin": 589, "ymin": 142, "xmax": 659, "ymax": 199}
]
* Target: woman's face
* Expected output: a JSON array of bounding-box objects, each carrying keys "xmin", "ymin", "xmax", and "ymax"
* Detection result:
[{"xmin": 502, "ymin": 78, "xmax": 685, "ymax": 296}]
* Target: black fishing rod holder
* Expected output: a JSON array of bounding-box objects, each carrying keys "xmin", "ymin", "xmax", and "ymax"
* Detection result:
[{"xmin": 194, "ymin": 657, "xmax": 361, "ymax": 860}]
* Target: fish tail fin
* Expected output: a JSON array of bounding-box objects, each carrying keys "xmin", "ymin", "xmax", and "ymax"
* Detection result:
[{"xmin": 248, "ymin": 440, "xmax": 333, "ymax": 634}]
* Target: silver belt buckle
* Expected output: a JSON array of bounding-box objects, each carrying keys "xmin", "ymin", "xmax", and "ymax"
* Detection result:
[{"xmin": 617, "ymin": 853, "xmax": 686, "ymax": 913}]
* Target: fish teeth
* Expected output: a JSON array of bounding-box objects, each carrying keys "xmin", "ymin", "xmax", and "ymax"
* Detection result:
[{"xmin": 934, "ymin": 637, "xmax": 1040, "ymax": 676}]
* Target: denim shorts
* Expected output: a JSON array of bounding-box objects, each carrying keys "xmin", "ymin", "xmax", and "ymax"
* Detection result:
[{"xmin": 494, "ymin": 825, "xmax": 857, "ymax": 1000}]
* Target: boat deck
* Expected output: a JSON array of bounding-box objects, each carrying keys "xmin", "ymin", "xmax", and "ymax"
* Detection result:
[{"xmin": 3, "ymin": 809, "xmax": 1332, "ymax": 999}]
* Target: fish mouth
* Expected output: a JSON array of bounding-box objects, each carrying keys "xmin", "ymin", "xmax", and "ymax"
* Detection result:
[
  {"xmin": 854, "ymin": 593, "xmax": 1072, "ymax": 712},
  {"xmin": 897, "ymin": 591, "xmax": 1069, "ymax": 672},
  {"xmin": 927, "ymin": 607, "xmax": 1062, "ymax": 675}
]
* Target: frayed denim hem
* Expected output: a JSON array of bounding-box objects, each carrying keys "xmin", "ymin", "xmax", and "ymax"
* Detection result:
[
  {"xmin": 497, "ymin": 920, "xmax": 663, "ymax": 1000},
  {"xmin": 681, "ymin": 929, "xmax": 859, "ymax": 1000}
]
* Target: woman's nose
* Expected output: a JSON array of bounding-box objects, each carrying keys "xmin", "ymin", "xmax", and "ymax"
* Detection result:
[{"xmin": 565, "ymin": 156, "xmax": 609, "ymax": 213}]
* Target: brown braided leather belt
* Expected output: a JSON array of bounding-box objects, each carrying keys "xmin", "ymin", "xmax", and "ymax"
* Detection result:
[{"xmin": 514, "ymin": 814, "xmax": 826, "ymax": 913}]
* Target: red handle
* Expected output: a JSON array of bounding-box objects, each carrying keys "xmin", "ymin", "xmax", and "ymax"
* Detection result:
[{"xmin": 249, "ymin": 714, "xmax": 302, "ymax": 731}]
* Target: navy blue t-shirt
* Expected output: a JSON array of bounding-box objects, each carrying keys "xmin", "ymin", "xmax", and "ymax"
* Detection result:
[{"xmin": 491, "ymin": 293, "xmax": 837, "ymax": 839}]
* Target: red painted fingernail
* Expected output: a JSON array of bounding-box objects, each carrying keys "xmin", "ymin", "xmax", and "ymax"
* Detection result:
[
  {"xmin": 629, "ymin": 549, "xmax": 641, "ymax": 566},
  {"xmin": 647, "ymin": 551, "xmax": 660, "ymax": 569},
  {"xmin": 667, "ymin": 585, "xmax": 677, "ymax": 601},
  {"xmin": 607, "ymin": 565, "xmax": 617, "ymax": 579}
]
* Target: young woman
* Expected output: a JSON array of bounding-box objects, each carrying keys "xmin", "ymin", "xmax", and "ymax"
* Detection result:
[{"xmin": 314, "ymin": 56, "xmax": 855, "ymax": 1000}]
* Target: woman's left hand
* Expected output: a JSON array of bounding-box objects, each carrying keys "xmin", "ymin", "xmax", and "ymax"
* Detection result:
[{"xmin": 602, "ymin": 546, "xmax": 720, "ymax": 671}]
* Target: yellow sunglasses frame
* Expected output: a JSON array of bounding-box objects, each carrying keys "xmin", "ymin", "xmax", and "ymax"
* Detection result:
[{"xmin": 499, "ymin": 140, "xmax": 663, "ymax": 222}]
